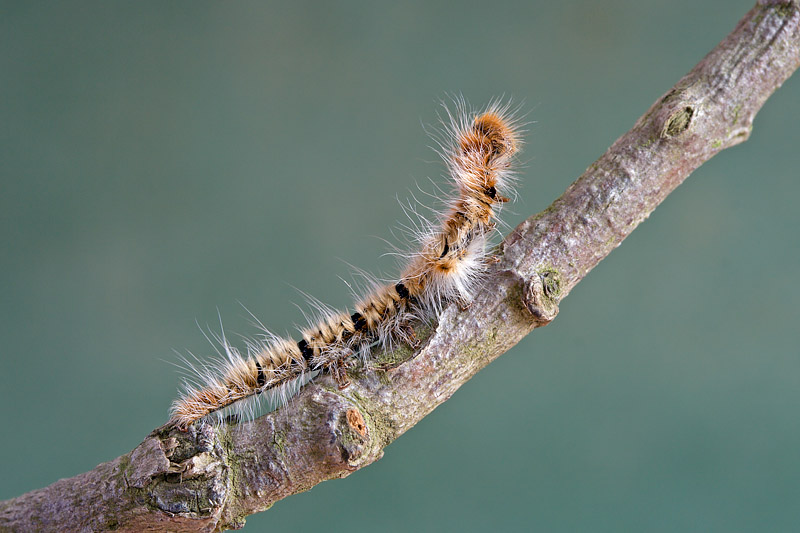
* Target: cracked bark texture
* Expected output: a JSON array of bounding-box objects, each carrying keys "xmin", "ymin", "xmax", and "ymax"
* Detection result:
[{"xmin": 2, "ymin": 1, "xmax": 798, "ymax": 531}]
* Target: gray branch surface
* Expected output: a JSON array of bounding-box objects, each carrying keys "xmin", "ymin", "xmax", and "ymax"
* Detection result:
[{"xmin": 2, "ymin": 2, "xmax": 799, "ymax": 531}]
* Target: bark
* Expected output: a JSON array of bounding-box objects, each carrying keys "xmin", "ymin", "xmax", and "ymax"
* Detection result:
[{"xmin": 2, "ymin": 1, "xmax": 799, "ymax": 531}]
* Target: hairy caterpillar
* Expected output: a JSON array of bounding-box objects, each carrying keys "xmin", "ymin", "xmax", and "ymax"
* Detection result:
[{"xmin": 169, "ymin": 101, "xmax": 522, "ymax": 430}]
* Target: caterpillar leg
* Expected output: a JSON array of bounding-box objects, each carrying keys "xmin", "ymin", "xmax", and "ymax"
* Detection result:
[
  {"xmin": 401, "ymin": 323, "xmax": 421, "ymax": 349},
  {"xmin": 330, "ymin": 359, "xmax": 351, "ymax": 390}
]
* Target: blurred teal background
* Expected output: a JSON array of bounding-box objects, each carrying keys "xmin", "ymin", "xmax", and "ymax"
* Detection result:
[{"xmin": 2, "ymin": 1, "xmax": 799, "ymax": 531}]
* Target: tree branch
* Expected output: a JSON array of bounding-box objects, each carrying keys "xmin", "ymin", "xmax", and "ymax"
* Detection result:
[{"xmin": 2, "ymin": 1, "xmax": 798, "ymax": 531}]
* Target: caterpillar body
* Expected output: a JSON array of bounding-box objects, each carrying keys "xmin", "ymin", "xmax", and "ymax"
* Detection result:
[{"xmin": 170, "ymin": 101, "xmax": 522, "ymax": 430}]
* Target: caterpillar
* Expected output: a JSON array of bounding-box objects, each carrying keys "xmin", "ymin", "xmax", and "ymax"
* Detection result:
[{"xmin": 169, "ymin": 100, "xmax": 522, "ymax": 430}]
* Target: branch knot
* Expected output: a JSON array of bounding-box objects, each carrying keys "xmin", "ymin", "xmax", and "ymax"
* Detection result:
[{"xmin": 522, "ymin": 268, "xmax": 561, "ymax": 326}]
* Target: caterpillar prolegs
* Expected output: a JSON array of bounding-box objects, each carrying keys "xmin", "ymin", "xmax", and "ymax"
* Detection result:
[{"xmin": 169, "ymin": 101, "xmax": 522, "ymax": 430}]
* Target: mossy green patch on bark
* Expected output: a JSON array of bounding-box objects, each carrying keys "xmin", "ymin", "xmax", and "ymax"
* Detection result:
[
  {"xmin": 775, "ymin": 2, "xmax": 796, "ymax": 19},
  {"xmin": 638, "ymin": 136, "xmax": 656, "ymax": 149},
  {"xmin": 731, "ymin": 103, "xmax": 742, "ymax": 125},
  {"xmin": 117, "ymin": 453, "xmax": 133, "ymax": 486}
]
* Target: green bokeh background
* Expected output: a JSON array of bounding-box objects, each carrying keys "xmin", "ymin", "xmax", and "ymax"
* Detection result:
[{"xmin": 2, "ymin": 1, "xmax": 799, "ymax": 531}]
